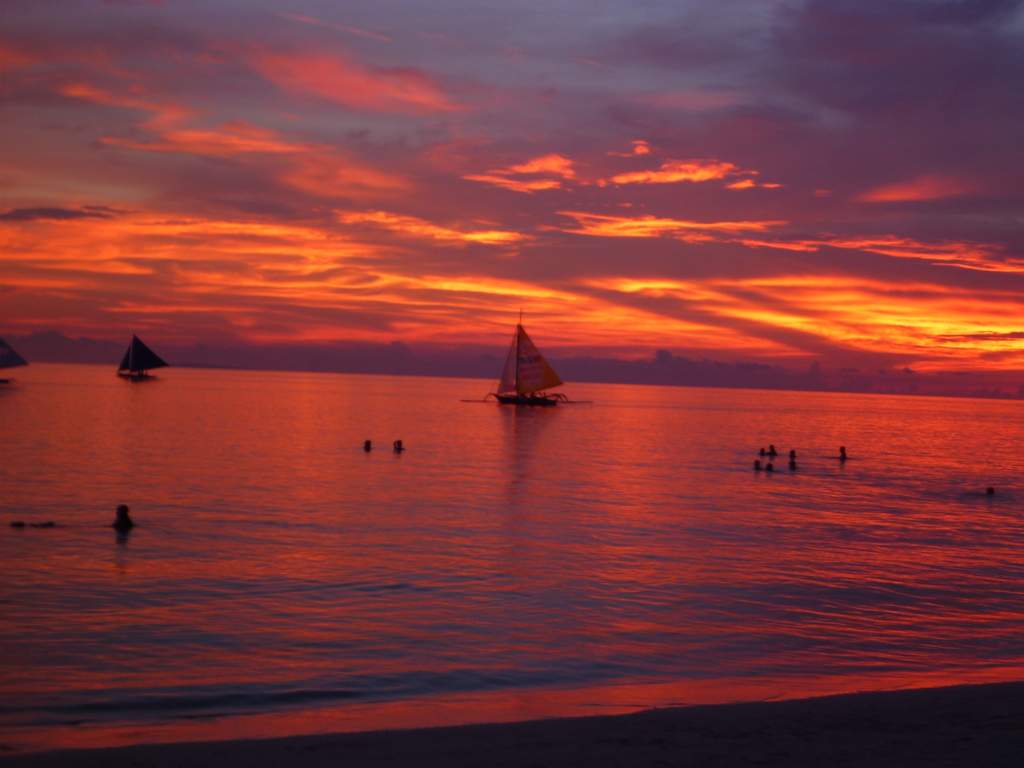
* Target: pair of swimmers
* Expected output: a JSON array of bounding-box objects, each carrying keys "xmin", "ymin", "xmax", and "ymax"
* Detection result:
[{"xmin": 364, "ymin": 440, "xmax": 404, "ymax": 452}]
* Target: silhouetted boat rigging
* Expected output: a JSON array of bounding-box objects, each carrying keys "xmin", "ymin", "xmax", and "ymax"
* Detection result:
[
  {"xmin": 468, "ymin": 317, "xmax": 588, "ymax": 406},
  {"xmin": 0, "ymin": 337, "xmax": 28, "ymax": 383},
  {"xmin": 117, "ymin": 335, "xmax": 168, "ymax": 381}
]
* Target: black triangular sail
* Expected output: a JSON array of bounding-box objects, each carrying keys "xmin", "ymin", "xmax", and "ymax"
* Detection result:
[
  {"xmin": 118, "ymin": 335, "xmax": 168, "ymax": 373},
  {"xmin": 0, "ymin": 337, "xmax": 28, "ymax": 370}
]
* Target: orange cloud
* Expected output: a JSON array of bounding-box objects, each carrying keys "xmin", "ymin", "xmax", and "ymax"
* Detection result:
[
  {"xmin": 337, "ymin": 210, "xmax": 529, "ymax": 245},
  {"xmin": 726, "ymin": 179, "xmax": 782, "ymax": 190},
  {"xmin": 557, "ymin": 211, "xmax": 785, "ymax": 240},
  {"xmin": 859, "ymin": 175, "xmax": 981, "ymax": 202},
  {"xmin": 463, "ymin": 154, "xmax": 575, "ymax": 193},
  {"xmin": 505, "ymin": 155, "xmax": 576, "ymax": 178},
  {"xmin": 461, "ymin": 175, "xmax": 563, "ymax": 193},
  {"xmin": 610, "ymin": 159, "xmax": 745, "ymax": 185},
  {"xmin": 250, "ymin": 50, "xmax": 460, "ymax": 114}
]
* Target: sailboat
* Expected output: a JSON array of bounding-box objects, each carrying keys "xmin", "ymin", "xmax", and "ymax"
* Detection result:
[
  {"xmin": 117, "ymin": 335, "xmax": 168, "ymax": 381},
  {"xmin": 0, "ymin": 337, "xmax": 28, "ymax": 383},
  {"xmin": 487, "ymin": 319, "xmax": 568, "ymax": 406}
]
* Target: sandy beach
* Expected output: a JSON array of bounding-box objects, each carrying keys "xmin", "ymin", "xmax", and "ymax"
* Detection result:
[{"xmin": 3, "ymin": 680, "xmax": 1022, "ymax": 767}]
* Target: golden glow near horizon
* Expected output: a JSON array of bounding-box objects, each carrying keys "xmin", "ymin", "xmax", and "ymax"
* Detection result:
[
  {"xmin": 594, "ymin": 276, "xmax": 1024, "ymax": 370},
  {"xmin": 2, "ymin": 2, "xmax": 1023, "ymax": 377}
]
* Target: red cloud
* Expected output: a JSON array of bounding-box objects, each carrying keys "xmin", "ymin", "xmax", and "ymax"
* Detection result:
[
  {"xmin": 58, "ymin": 78, "xmax": 407, "ymax": 197},
  {"xmin": 250, "ymin": 49, "xmax": 461, "ymax": 114},
  {"xmin": 859, "ymin": 175, "xmax": 982, "ymax": 202},
  {"xmin": 281, "ymin": 155, "xmax": 410, "ymax": 198},
  {"xmin": 0, "ymin": 42, "xmax": 39, "ymax": 72},
  {"xmin": 102, "ymin": 121, "xmax": 316, "ymax": 156}
]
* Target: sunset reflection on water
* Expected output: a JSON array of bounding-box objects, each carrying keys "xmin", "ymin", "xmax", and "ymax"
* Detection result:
[{"xmin": 2, "ymin": 364, "xmax": 1023, "ymax": 751}]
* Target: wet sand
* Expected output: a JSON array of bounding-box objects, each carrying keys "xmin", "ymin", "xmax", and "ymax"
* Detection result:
[{"xmin": 3, "ymin": 680, "xmax": 1022, "ymax": 767}]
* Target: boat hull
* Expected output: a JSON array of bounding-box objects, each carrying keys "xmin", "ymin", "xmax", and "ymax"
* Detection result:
[
  {"xmin": 493, "ymin": 393, "xmax": 561, "ymax": 406},
  {"xmin": 117, "ymin": 371, "xmax": 155, "ymax": 382}
]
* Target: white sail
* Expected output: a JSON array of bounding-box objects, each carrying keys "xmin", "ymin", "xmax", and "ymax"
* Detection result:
[{"xmin": 514, "ymin": 325, "xmax": 563, "ymax": 394}]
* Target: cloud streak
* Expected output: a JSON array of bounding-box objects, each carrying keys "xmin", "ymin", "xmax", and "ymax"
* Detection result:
[
  {"xmin": 609, "ymin": 159, "xmax": 745, "ymax": 185},
  {"xmin": 249, "ymin": 49, "xmax": 461, "ymax": 114},
  {"xmin": 464, "ymin": 154, "xmax": 575, "ymax": 193}
]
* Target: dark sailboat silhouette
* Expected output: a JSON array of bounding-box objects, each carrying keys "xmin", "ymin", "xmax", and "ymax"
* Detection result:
[
  {"xmin": 117, "ymin": 335, "xmax": 168, "ymax": 381},
  {"xmin": 485, "ymin": 319, "xmax": 567, "ymax": 406},
  {"xmin": 0, "ymin": 337, "xmax": 28, "ymax": 383}
]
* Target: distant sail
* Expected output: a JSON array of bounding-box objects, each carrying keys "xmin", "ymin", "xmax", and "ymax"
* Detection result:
[
  {"xmin": 0, "ymin": 337, "xmax": 28, "ymax": 370},
  {"xmin": 118, "ymin": 335, "xmax": 168, "ymax": 374},
  {"xmin": 496, "ymin": 324, "xmax": 563, "ymax": 395}
]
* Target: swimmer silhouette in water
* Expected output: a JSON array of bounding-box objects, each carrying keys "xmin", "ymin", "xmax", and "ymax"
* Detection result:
[
  {"xmin": 113, "ymin": 504, "xmax": 134, "ymax": 532},
  {"xmin": 754, "ymin": 459, "xmax": 762, "ymax": 471},
  {"xmin": 839, "ymin": 446, "xmax": 847, "ymax": 461},
  {"xmin": 765, "ymin": 462, "xmax": 774, "ymax": 472},
  {"xmin": 768, "ymin": 445, "xmax": 777, "ymax": 457},
  {"xmin": 393, "ymin": 439, "xmax": 404, "ymax": 452},
  {"xmin": 759, "ymin": 448, "xmax": 766, "ymax": 456},
  {"xmin": 986, "ymin": 487, "xmax": 995, "ymax": 495},
  {"xmin": 789, "ymin": 449, "xmax": 797, "ymax": 459},
  {"xmin": 364, "ymin": 439, "xmax": 372, "ymax": 452},
  {"xmin": 789, "ymin": 460, "xmax": 797, "ymax": 471}
]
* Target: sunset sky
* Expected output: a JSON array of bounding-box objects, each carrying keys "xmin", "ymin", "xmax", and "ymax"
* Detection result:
[{"xmin": 3, "ymin": 0, "xmax": 1023, "ymax": 373}]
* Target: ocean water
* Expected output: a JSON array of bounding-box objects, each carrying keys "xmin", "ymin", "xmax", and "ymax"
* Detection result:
[{"xmin": 2, "ymin": 363, "xmax": 1023, "ymax": 752}]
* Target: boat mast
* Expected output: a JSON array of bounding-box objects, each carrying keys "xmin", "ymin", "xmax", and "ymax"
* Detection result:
[
  {"xmin": 515, "ymin": 309, "xmax": 522, "ymax": 391},
  {"xmin": 514, "ymin": 327, "xmax": 519, "ymax": 391}
]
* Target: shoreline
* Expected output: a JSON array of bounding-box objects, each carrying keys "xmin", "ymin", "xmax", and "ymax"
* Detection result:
[{"xmin": 3, "ymin": 680, "xmax": 1022, "ymax": 767}]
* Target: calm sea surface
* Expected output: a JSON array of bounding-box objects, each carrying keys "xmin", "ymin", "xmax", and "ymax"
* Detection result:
[{"xmin": 2, "ymin": 364, "xmax": 1023, "ymax": 752}]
